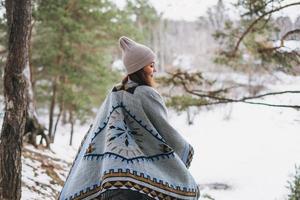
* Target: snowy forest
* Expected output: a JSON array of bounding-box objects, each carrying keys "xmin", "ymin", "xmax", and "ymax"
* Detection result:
[{"xmin": 0, "ymin": 0, "xmax": 300, "ymax": 199}]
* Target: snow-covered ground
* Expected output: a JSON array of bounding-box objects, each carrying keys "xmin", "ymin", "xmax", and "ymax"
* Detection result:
[
  {"xmin": 170, "ymin": 72, "xmax": 300, "ymax": 200},
  {"xmin": 170, "ymin": 102, "xmax": 300, "ymax": 200},
  {"xmin": 0, "ymin": 71, "xmax": 299, "ymax": 200},
  {"xmin": 174, "ymin": 72, "xmax": 300, "ymax": 200}
]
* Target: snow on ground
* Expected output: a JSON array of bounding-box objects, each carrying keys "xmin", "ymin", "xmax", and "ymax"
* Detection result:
[
  {"xmin": 21, "ymin": 143, "xmax": 75, "ymax": 200},
  {"xmin": 170, "ymin": 102, "xmax": 300, "ymax": 200},
  {"xmin": 167, "ymin": 72, "xmax": 300, "ymax": 200},
  {"xmin": 0, "ymin": 71, "xmax": 299, "ymax": 200}
]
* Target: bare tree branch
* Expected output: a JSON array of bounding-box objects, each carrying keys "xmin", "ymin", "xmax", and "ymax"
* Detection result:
[
  {"xmin": 241, "ymin": 90, "xmax": 300, "ymax": 100},
  {"xmin": 281, "ymin": 29, "xmax": 300, "ymax": 41},
  {"xmin": 188, "ymin": 86, "xmax": 300, "ymax": 109},
  {"xmin": 189, "ymin": 98, "xmax": 300, "ymax": 109},
  {"xmin": 167, "ymin": 71, "xmax": 300, "ymax": 110}
]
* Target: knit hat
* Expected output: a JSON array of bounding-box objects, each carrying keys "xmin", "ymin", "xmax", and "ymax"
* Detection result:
[{"xmin": 119, "ymin": 36, "xmax": 156, "ymax": 74}]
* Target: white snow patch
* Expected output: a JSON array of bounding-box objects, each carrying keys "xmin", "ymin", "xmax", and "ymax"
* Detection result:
[{"xmin": 273, "ymin": 40, "xmax": 300, "ymax": 52}]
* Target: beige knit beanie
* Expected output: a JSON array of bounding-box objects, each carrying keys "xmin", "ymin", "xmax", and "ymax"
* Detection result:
[{"xmin": 119, "ymin": 36, "xmax": 156, "ymax": 74}]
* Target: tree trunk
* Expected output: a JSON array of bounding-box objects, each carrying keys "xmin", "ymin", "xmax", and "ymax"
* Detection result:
[
  {"xmin": 52, "ymin": 75, "xmax": 66, "ymax": 143},
  {"xmin": 23, "ymin": 17, "xmax": 49, "ymax": 148},
  {"xmin": 186, "ymin": 107, "xmax": 193, "ymax": 125},
  {"xmin": 52, "ymin": 99, "xmax": 64, "ymax": 143},
  {"xmin": 24, "ymin": 55, "xmax": 49, "ymax": 148},
  {"xmin": 48, "ymin": 77, "xmax": 58, "ymax": 141},
  {"xmin": 0, "ymin": 0, "xmax": 31, "ymax": 199},
  {"xmin": 69, "ymin": 110, "xmax": 74, "ymax": 146},
  {"xmin": 62, "ymin": 110, "xmax": 68, "ymax": 125}
]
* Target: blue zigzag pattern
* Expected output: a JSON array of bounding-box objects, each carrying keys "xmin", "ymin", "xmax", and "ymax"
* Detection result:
[{"xmin": 84, "ymin": 151, "xmax": 175, "ymax": 163}]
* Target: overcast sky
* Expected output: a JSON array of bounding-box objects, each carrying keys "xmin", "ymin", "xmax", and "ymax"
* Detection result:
[
  {"xmin": 150, "ymin": 0, "xmax": 236, "ymax": 21},
  {"xmin": 114, "ymin": 0, "xmax": 300, "ymax": 22},
  {"xmin": 151, "ymin": 0, "xmax": 300, "ymax": 21}
]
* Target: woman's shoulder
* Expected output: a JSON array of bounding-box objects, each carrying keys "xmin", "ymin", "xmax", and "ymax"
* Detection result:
[
  {"xmin": 135, "ymin": 85, "xmax": 161, "ymax": 98},
  {"xmin": 134, "ymin": 86, "xmax": 166, "ymax": 107}
]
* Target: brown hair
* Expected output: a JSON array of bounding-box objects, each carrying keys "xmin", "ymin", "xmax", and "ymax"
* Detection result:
[{"xmin": 122, "ymin": 67, "xmax": 154, "ymax": 88}]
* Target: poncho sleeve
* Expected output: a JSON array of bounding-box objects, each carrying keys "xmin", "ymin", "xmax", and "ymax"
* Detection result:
[{"xmin": 135, "ymin": 86, "xmax": 195, "ymax": 168}]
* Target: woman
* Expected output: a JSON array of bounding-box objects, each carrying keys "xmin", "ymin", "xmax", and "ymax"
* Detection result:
[{"xmin": 59, "ymin": 36, "xmax": 200, "ymax": 200}]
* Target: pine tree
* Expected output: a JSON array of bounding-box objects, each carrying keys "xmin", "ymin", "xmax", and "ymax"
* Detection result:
[
  {"xmin": 31, "ymin": 0, "xmax": 159, "ymax": 145},
  {"xmin": 213, "ymin": 0, "xmax": 300, "ymax": 70}
]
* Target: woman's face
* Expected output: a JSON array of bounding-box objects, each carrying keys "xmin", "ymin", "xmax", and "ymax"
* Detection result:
[
  {"xmin": 143, "ymin": 62, "xmax": 156, "ymax": 78},
  {"xmin": 143, "ymin": 62, "xmax": 156, "ymax": 86}
]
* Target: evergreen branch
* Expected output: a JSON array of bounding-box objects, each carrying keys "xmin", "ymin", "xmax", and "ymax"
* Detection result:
[
  {"xmin": 227, "ymin": 2, "xmax": 300, "ymax": 57},
  {"xmin": 253, "ymin": 12, "xmax": 272, "ymax": 32},
  {"xmin": 240, "ymin": 0, "xmax": 276, "ymax": 17}
]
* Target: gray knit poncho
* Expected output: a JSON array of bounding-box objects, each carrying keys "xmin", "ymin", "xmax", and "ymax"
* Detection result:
[{"xmin": 59, "ymin": 81, "xmax": 200, "ymax": 200}]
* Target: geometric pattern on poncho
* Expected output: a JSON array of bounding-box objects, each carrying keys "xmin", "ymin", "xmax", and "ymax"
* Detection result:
[
  {"xmin": 84, "ymin": 102, "xmax": 175, "ymax": 163},
  {"xmin": 59, "ymin": 100, "xmax": 199, "ymax": 200},
  {"xmin": 185, "ymin": 145, "xmax": 194, "ymax": 168},
  {"xmin": 67, "ymin": 169, "xmax": 199, "ymax": 200}
]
